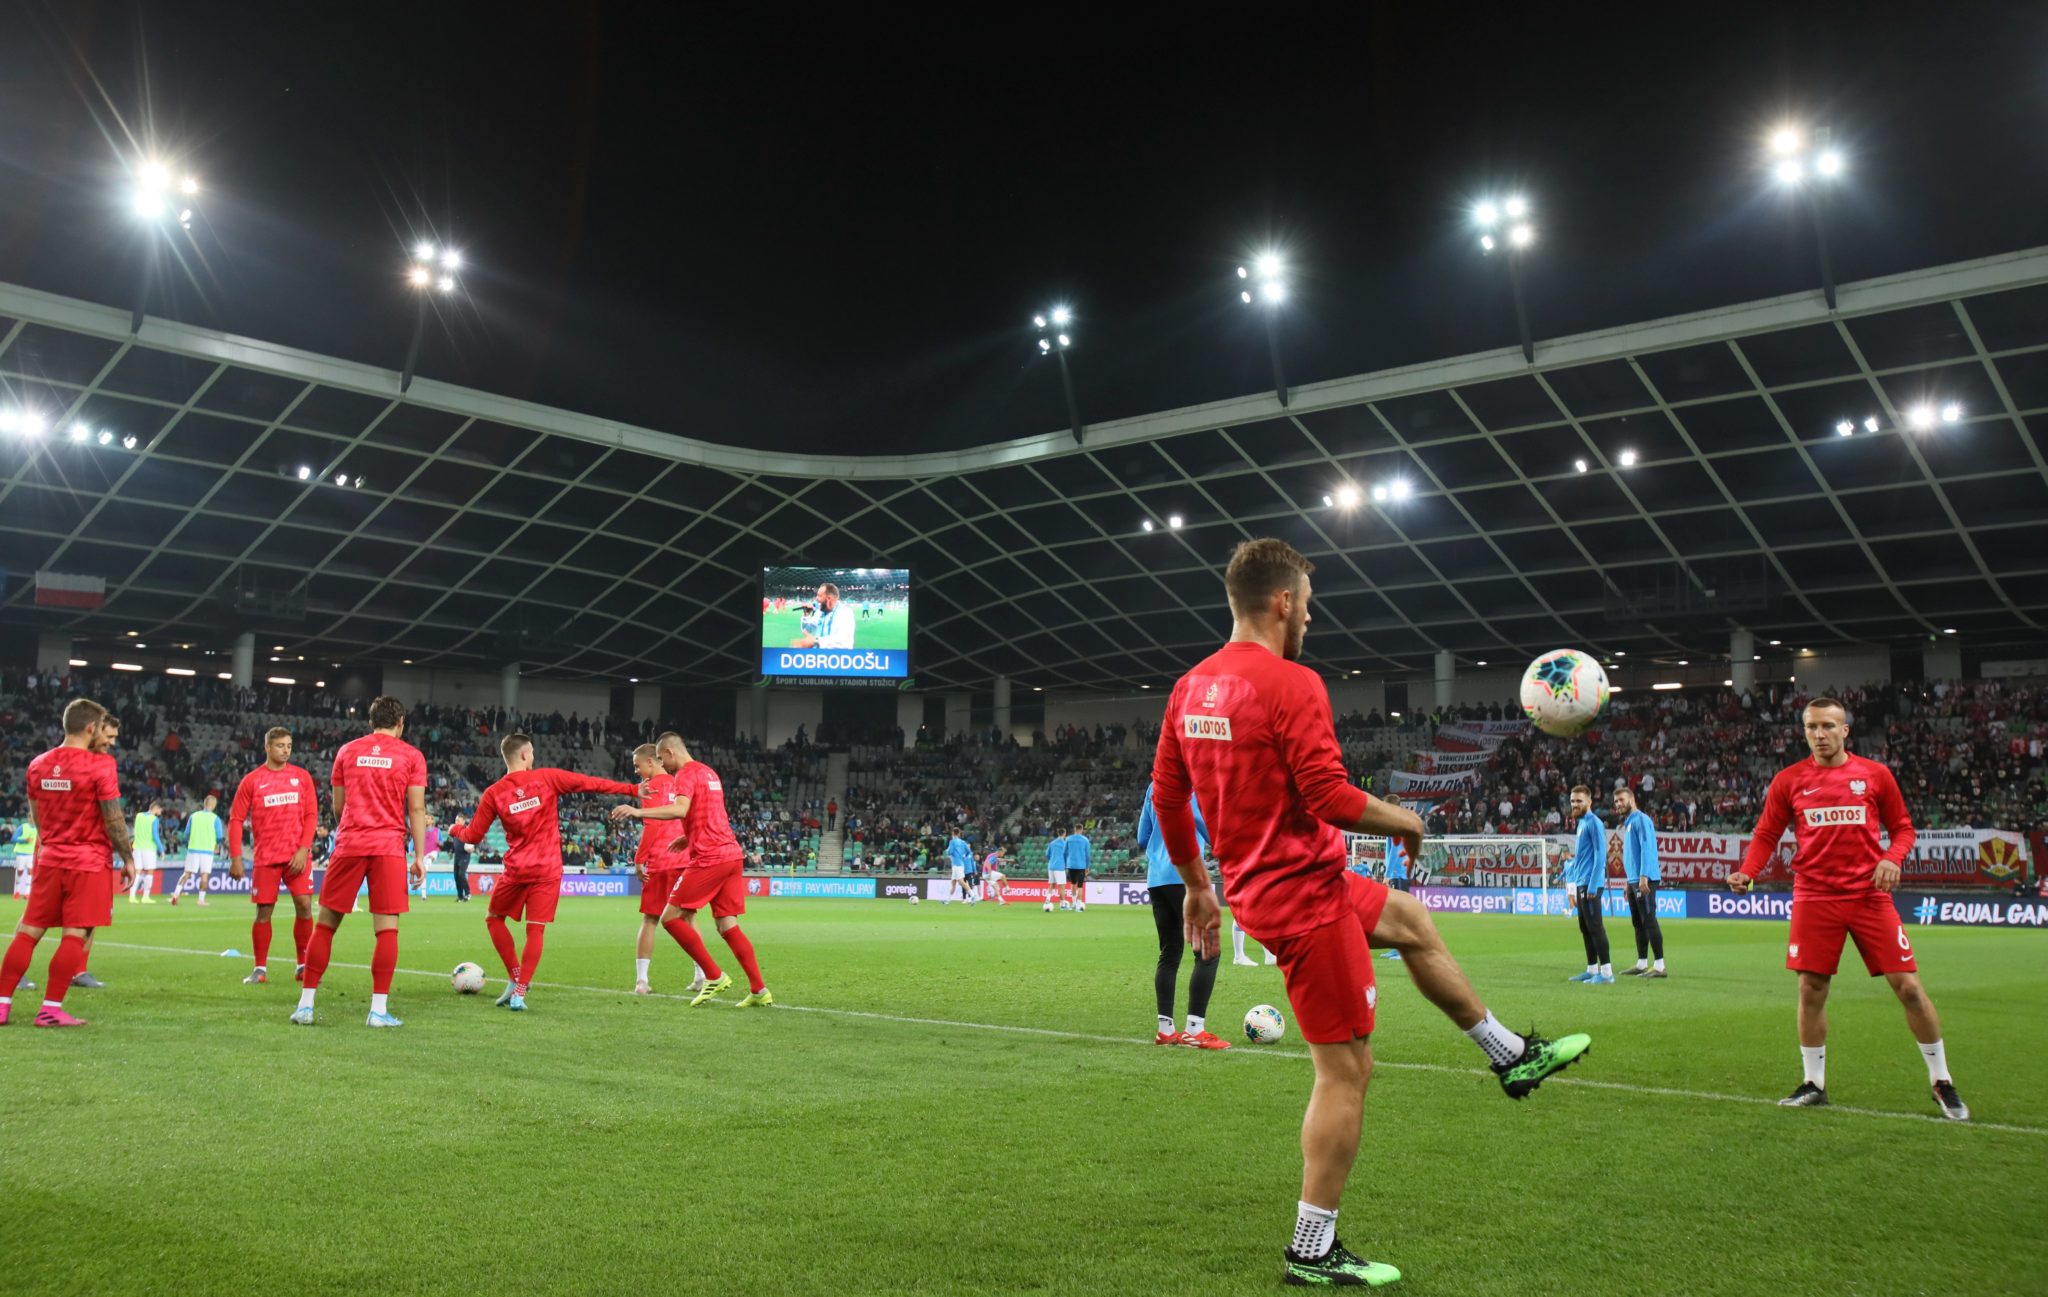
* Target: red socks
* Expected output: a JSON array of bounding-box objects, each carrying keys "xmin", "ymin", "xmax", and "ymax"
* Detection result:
[
  {"xmin": 253, "ymin": 920, "xmax": 273, "ymax": 970},
  {"xmin": 486, "ymin": 915, "xmax": 520, "ymax": 978},
  {"xmin": 371, "ymin": 929, "xmax": 397, "ymax": 995},
  {"xmin": 663, "ymin": 918, "xmax": 722, "ymax": 980},
  {"xmin": 303, "ymin": 923, "xmax": 336, "ymax": 990},
  {"xmin": 720, "ymin": 925, "xmax": 766, "ymax": 994},
  {"xmin": 0, "ymin": 931, "xmax": 37, "ymax": 999},
  {"xmin": 516, "ymin": 923, "xmax": 546, "ymax": 988},
  {"xmin": 43, "ymin": 935, "xmax": 86, "ymax": 1008},
  {"xmin": 293, "ymin": 917, "xmax": 313, "ymax": 965}
]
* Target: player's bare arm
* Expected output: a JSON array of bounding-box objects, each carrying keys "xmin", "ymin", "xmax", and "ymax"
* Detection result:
[
  {"xmin": 331, "ymin": 785, "xmax": 347, "ymax": 821},
  {"xmin": 1873, "ymin": 859, "xmax": 1901, "ymax": 893},
  {"xmin": 100, "ymin": 799, "xmax": 138, "ymax": 886},
  {"xmin": 1344, "ymin": 797, "xmax": 1424, "ymax": 869},
  {"xmin": 616, "ymin": 793, "xmax": 693, "ymax": 823},
  {"xmin": 407, "ymin": 787, "xmax": 429, "ymax": 886}
]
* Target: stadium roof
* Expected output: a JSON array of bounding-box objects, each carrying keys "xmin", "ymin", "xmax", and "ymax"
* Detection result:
[{"xmin": 3, "ymin": 247, "xmax": 2046, "ymax": 691}]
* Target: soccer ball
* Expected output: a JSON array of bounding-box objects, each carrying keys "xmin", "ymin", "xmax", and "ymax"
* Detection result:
[
  {"xmin": 450, "ymin": 961, "xmax": 486, "ymax": 994},
  {"xmin": 1244, "ymin": 1004, "xmax": 1286, "ymax": 1045},
  {"xmin": 908, "ymin": 896, "xmax": 921, "ymax": 905},
  {"xmin": 1519, "ymin": 649, "xmax": 1610, "ymax": 738}
]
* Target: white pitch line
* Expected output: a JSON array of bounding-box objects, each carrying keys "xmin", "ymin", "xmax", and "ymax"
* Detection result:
[{"xmin": 95, "ymin": 940, "xmax": 2045, "ymax": 1138}]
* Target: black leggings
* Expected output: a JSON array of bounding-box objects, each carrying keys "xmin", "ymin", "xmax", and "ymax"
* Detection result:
[
  {"xmin": 1575, "ymin": 889, "xmax": 1611, "ymax": 966},
  {"xmin": 452, "ymin": 854, "xmax": 470, "ymax": 900},
  {"xmin": 1626, "ymin": 879, "xmax": 1664, "ymax": 960},
  {"xmin": 1149, "ymin": 883, "xmax": 1219, "ymax": 1020}
]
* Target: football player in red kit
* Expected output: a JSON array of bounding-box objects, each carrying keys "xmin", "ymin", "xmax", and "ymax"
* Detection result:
[
  {"xmin": 609, "ymin": 731, "xmax": 769, "ymax": 1008},
  {"xmin": 451, "ymin": 733, "xmax": 637, "ymax": 1011},
  {"xmin": 1729, "ymin": 696, "xmax": 1968, "ymax": 1120},
  {"xmin": 0, "ymin": 699, "xmax": 136, "ymax": 1028},
  {"xmin": 625, "ymin": 742, "xmax": 701, "ymax": 996},
  {"xmin": 227, "ymin": 727, "xmax": 320, "ymax": 985}
]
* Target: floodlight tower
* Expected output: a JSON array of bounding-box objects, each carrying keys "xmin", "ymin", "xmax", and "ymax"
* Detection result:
[
  {"xmin": 1237, "ymin": 253, "xmax": 1290, "ymax": 406},
  {"xmin": 1473, "ymin": 196, "xmax": 1536, "ymax": 363},
  {"xmin": 400, "ymin": 242, "xmax": 461, "ymax": 393},
  {"xmin": 1766, "ymin": 124, "xmax": 1846, "ymax": 309},
  {"xmin": 127, "ymin": 159, "xmax": 200, "ymax": 333},
  {"xmin": 1034, "ymin": 307, "xmax": 1085, "ymax": 444}
]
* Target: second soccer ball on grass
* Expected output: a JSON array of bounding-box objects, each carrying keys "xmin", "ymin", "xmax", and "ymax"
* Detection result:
[
  {"xmin": 1244, "ymin": 1004, "xmax": 1285, "ymax": 1044},
  {"xmin": 451, "ymin": 962, "xmax": 486, "ymax": 994}
]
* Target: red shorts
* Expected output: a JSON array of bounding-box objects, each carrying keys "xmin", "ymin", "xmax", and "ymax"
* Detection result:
[
  {"xmin": 251, "ymin": 861, "xmax": 315, "ymax": 906},
  {"xmin": 669, "ymin": 855, "xmax": 747, "ymax": 919},
  {"xmin": 24, "ymin": 868, "xmax": 115, "ymax": 931},
  {"xmin": 319, "ymin": 855, "xmax": 410, "ymax": 916},
  {"xmin": 640, "ymin": 868, "xmax": 683, "ymax": 917},
  {"xmin": 489, "ymin": 877, "xmax": 561, "ymax": 925},
  {"xmin": 1788, "ymin": 892, "xmax": 1916, "ymax": 977},
  {"xmin": 1262, "ymin": 872, "xmax": 1393, "ymax": 1045}
]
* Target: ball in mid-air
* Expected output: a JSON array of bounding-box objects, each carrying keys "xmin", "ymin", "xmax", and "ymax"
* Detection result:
[
  {"xmin": 1519, "ymin": 649, "xmax": 1610, "ymax": 738},
  {"xmin": 1244, "ymin": 1004, "xmax": 1286, "ymax": 1044},
  {"xmin": 450, "ymin": 961, "xmax": 486, "ymax": 994}
]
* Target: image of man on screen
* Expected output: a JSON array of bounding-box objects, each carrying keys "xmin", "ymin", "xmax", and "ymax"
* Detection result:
[{"xmin": 790, "ymin": 583, "xmax": 857, "ymax": 649}]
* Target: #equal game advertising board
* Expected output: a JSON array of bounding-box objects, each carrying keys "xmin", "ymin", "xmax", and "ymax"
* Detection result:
[{"xmin": 759, "ymin": 565, "xmax": 912, "ymax": 681}]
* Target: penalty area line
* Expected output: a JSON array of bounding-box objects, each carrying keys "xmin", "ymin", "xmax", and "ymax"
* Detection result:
[{"xmin": 95, "ymin": 940, "xmax": 2044, "ymax": 1138}]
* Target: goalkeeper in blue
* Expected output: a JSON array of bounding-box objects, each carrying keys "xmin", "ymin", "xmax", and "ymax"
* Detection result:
[{"xmin": 1614, "ymin": 787, "xmax": 1666, "ymax": 977}]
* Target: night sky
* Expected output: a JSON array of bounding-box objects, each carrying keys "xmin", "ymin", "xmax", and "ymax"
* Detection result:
[{"xmin": 2, "ymin": 3, "xmax": 2044, "ymax": 455}]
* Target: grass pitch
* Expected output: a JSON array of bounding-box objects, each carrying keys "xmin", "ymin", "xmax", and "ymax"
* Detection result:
[{"xmin": 0, "ymin": 897, "xmax": 2041, "ymax": 1297}]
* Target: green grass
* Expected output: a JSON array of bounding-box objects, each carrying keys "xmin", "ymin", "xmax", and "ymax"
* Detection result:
[
  {"xmin": 762, "ymin": 604, "xmax": 910, "ymax": 652},
  {"xmin": 1, "ymin": 897, "xmax": 2042, "ymax": 1297}
]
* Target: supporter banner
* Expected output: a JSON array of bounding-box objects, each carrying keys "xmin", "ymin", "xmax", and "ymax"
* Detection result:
[
  {"xmin": 1466, "ymin": 720, "xmax": 1531, "ymax": 736},
  {"xmin": 1409, "ymin": 750, "xmax": 1491, "ymax": 773},
  {"xmin": 1388, "ymin": 769, "xmax": 1480, "ymax": 796},
  {"xmin": 1426, "ymin": 838, "xmax": 1554, "ymax": 886},
  {"xmin": 1899, "ymin": 828, "xmax": 2030, "ymax": 888},
  {"xmin": 1644, "ymin": 833, "xmax": 1757, "ymax": 886},
  {"xmin": 1899, "ymin": 892, "xmax": 2048, "ymax": 928},
  {"xmin": 1432, "ymin": 725, "xmax": 1506, "ymax": 752},
  {"xmin": 768, "ymin": 876, "xmax": 877, "ymax": 899}
]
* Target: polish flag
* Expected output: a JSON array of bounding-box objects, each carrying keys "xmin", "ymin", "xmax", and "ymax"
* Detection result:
[{"xmin": 34, "ymin": 570, "xmax": 106, "ymax": 610}]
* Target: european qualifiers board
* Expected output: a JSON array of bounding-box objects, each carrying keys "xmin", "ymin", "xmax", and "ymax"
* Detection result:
[{"xmin": 759, "ymin": 565, "xmax": 911, "ymax": 684}]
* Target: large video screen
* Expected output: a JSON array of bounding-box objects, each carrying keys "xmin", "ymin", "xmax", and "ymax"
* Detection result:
[{"xmin": 760, "ymin": 565, "xmax": 911, "ymax": 680}]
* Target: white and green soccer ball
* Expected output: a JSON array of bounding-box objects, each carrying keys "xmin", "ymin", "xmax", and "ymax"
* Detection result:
[
  {"xmin": 450, "ymin": 961, "xmax": 486, "ymax": 994},
  {"xmin": 1519, "ymin": 649, "xmax": 1611, "ymax": 738},
  {"xmin": 1243, "ymin": 1004, "xmax": 1286, "ymax": 1045}
]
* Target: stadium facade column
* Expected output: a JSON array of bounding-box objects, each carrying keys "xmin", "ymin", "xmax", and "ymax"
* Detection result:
[
  {"xmin": 1731, "ymin": 629, "xmax": 1756, "ymax": 695},
  {"xmin": 894, "ymin": 692, "xmax": 921, "ymax": 747},
  {"xmin": 992, "ymin": 676, "xmax": 1012, "ymax": 741},
  {"xmin": 501, "ymin": 661, "xmax": 521, "ymax": 716},
  {"xmin": 1433, "ymin": 650, "xmax": 1455, "ymax": 710},
  {"xmin": 945, "ymin": 692, "xmax": 971, "ymax": 739},
  {"xmin": 1923, "ymin": 640, "xmax": 1962, "ymax": 680},
  {"xmin": 36, "ymin": 631, "xmax": 73, "ymax": 674},
  {"xmin": 231, "ymin": 632, "xmax": 255, "ymax": 688},
  {"xmin": 749, "ymin": 687, "xmax": 769, "ymax": 742}
]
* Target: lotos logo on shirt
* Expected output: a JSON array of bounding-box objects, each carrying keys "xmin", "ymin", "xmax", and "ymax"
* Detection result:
[
  {"xmin": 262, "ymin": 792, "xmax": 300, "ymax": 807},
  {"xmin": 356, "ymin": 756, "xmax": 394, "ymax": 769},
  {"xmin": 1804, "ymin": 805, "xmax": 1866, "ymax": 827},
  {"xmin": 39, "ymin": 778, "xmax": 73, "ymax": 791},
  {"xmin": 508, "ymin": 796, "xmax": 543, "ymax": 814},
  {"xmin": 1184, "ymin": 714, "xmax": 1232, "ymax": 741}
]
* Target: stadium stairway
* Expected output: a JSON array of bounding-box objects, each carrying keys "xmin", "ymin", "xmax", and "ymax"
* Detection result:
[
  {"xmin": 818, "ymin": 829, "xmax": 845, "ymax": 872},
  {"xmin": 818, "ymin": 750, "xmax": 851, "ymax": 872}
]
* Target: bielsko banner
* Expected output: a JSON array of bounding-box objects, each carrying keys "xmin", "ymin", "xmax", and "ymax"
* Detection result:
[{"xmin": 1570, "ymin": 827, "xmax": 2030, "ymax": 889}]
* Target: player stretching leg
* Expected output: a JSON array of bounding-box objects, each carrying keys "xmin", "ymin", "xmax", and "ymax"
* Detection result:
[
  {"xmin": 1564, "ymin": 786, "xmax": 1614, "ymax": 983},
  {"xmin": 1137, "ymin": 782, "xmax": 1228, "ymax": 1048},
  {"xmin": 1042, "ymin": 830, "xmax": 1066, "ymax": 911},
  {"xmin": 982, "ymin": 848, "xmax": 1006, "ymax": 904},
  {"xmin": 0, "ymin": 700, "xmax": 136, "ymax": 1028},
  {"xmin": 1152, "ymin": 539, "xmax": 1590, "ymax": 1286},
  {"xmin": 228, "ymin": 729, "xmax": 320, "ymax": 985},
  {"xmin": 625, "ymin": 745, "xmax": 701, "ymax": 996},
  {"xmin": 1614, "ymin": 788, "xmax": 1665, "ymax": 978},
  {"xmin": 1729, "ymin": 697, "xmax": 1967, "ymax": 1121},
  {"xmin": 293, "ymin": 696, "xmax": 427, "ymax": 1028},
  {"xmin": 611, "ymin": 732, "xmax": 769, "ymax": 1007},
  {"xmin": 1065, "ymin": 828, "xmax": 1090, "ymax": 911},
  {"xmin": 453, "ymin": 734, "xmax": 635, "ymax": 1012}
]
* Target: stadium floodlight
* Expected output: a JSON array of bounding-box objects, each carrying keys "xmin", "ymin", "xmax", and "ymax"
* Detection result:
[
  {"xmin": 68, "ymin": 422, "xmax": 90, "ymax": 442},
  {"xmin": 1835, "ymin": 419, "xmax": 1855, "ymax": 437},
  {"xmin": 127, "ymin": 157, "xmax": 203, "ymax": 331},
  {"xmin": 1141, "ymin": 519, "xmax": 1154, "ymax": 532},
  {"xmin": 1033, "ymin": 305, "xmax": 1085, "ymax": 443},
  {"xmin": 296, "ymin": 465, "xmax": 312, "ymax": 480},
  {"xmin": 1237, "ymin": 251, "xmax": 1291, "ymax": 405},
  {"xmin": 1768, "ymin": 639, "xmax": 1780, "ymax": 645},
  {"xmin": 1862, "ymin": 415, "xmax": 1880, "ymax": 432},
  {"xmin": 1763, "ymin": 123, "xmax": 1845, "ymax": 307},
  {"xmin": 1334, "ymin": 483, "xmax": 1361, "ymax": 508},
  {"xmin": 1940, "ymin": 402, "xmax": 1961, "ymax": 424},
  {"xmin": 334, "ymin": 472, "xmax": 349, "ymax": 486},
  {"xmin": 1618, "ymin": 448, "xmax": 1638, "ymax": 467},
  {"xmin": 1370, "ymin": 484, "xmax": 1389, "ymax": 503},
  {"xmin": 1907, "ymin": 404, "xmax": 1936, "ymax": 430},
  {"xmin": 122, "ymin": 434, "xmax": 138, "ymax": 449},
  {"xmin": 401, "ymin": 241, "xmax": 462, "ymax": 393},
  {"xmin": 1942, "ymin": 627, "xmax": 1956, "ymax": 635},
  {"xmin": 1574, "ymin": 458, "xmax": 1589, "ymax": 473},
  {"xmin": 1322, "ymin": 494, "xmax": 1333, "ymax": 508},
  {"xmin": 440, "ymin": 249, "xmax": 462, "ymax": 270},
  {"xmin": 98, "ymin": 430, "xmax": 114, "ymax": 445},
  {"xmin": 1388, "ymin": 479, "xmax": 1412, "ymax": 501},
  {"xmin": 1167, "ymin": 513, "xmax": 1184, "ymax": 529},
  {"xmin": 408, "ymin": 265, "xmax": 431, "ymax": 287},
  {"xmin": 1473, "ymin": 193, "xmax": 1537, "ymax": 361}
]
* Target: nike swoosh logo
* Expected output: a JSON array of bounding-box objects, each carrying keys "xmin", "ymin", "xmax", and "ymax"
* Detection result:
[{"xmin": 1800, "ymin": 789, "xmax": 1818, "ymax": 796}]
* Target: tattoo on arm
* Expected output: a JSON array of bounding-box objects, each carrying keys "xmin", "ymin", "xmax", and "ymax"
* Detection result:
[{"xmin": 100, "ymin": 800, "xmax": 134, "ymax": 856}]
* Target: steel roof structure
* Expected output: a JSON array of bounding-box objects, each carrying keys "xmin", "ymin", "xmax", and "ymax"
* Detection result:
[{"xmin": 2, "ymin": 247, "xmax": 2045, "ymax": 690}]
